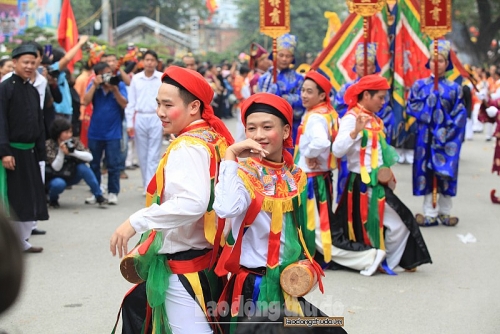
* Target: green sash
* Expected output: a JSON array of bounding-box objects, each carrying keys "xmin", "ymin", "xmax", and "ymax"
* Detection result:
[{"xmin": 0, "ymin": 142, "xmax": 35, "ymax": 215}]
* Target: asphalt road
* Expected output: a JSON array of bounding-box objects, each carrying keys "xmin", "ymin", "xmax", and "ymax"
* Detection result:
[{"xmin": 1, "ymin": 118, "xmax": 499, "ymax": 334}]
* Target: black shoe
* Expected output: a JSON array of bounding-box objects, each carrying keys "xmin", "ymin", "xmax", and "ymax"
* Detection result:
[
  {"xmin": 31, "ymin": 228, "xmax": 46, "ymax": 235},
  {"xmin": 49, "ymin": 200, "xmax": 60, "ymax": 208},
  {"xmin": 96, "ymin": 195, "xmax": 108, "ymax": 205}
]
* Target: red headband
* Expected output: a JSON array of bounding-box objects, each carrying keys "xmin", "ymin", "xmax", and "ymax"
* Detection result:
[
  {"xmin": 161, "ymin": 66, "xmax": 234, "ymax": 145},
  {"xmin": 304, "ymin": 70, "xmax": 332, "ymax": 106},
  {"xmin": 344, "ymin": 74, "xmax": 390, "ymax": 109},
  {"xmin": 240, "ymin": 93, "xmax": 294, "ymax": 167}
]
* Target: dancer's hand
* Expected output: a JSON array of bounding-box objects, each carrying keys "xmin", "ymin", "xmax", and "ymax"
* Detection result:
[
  {"xmin": 225, "ymin": 139, "xmax": 269, "ymax": 161},
  {"xmin": 305, "ymin": 157, "xmax": 319, "ymax": 170},
  {"xmin": 110, "ymin": 219, "xmax": 136, "ymax": 258},
  {"xmin": 2, "ymin": 156, "xmax": 15, "ymax": 170}
]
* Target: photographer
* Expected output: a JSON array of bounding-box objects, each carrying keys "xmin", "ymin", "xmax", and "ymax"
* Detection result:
[
  {"xmin": 83, "ymin": 62, "xmax": 128, "ymax": 205},
  {"xmin": 45, "ymin": 118, "xmax": 107, "ymax": 207},
  {"xmin": 47, "ymin": 35, "xmax": 89, "ymax": 120}
]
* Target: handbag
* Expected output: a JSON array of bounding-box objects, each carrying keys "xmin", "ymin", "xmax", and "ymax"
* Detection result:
[{"xmin": 45, "ymin": 156, "xmax": 78, "ymax": 182}]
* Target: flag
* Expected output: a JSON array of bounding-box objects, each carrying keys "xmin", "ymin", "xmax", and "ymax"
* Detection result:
[
  {"xmin": 206, "ymin": 0, "xmax": 218, "ymax": 14},
  {"xmin": 57, "ymin": 0, "xmax": 81, "ymax": 72},
  {"xmin": 312, "ymin": 11, "xmax": 391, "ymax": 96}
]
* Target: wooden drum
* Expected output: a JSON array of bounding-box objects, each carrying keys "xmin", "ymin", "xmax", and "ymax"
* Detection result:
[
  {"xmin": 120, "ymin": 245, "xmax": 145, "ymax": 284},
  {"xmin": 280, "ymin": 260, "xmax": 318, "ymax": 297},
  {"xmin": 377, "ymin": 167, "xmax": 396, "ymax": 190}
]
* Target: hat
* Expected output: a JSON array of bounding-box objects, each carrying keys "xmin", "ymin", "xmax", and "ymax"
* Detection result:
[
  {"xmin": 12, "ymin": 44, "xmax": 38, "ymax": 59},
  {"xmin": 269, "ymin": 34, "xmax": 298, "ymax": 64},
  {"xmin": 353, "ymin": 42, "xmax": 380, "ymax": 73},
  {"xmin": 161, "ymin": 66, "xmax": 234, "ymax": 145},
  {"xmin": 426, "ymin": 39, "xmax": 453, "ymax": 72},
  {"xmin": 250, "ymin": 43, "xmax": 268, "ymax": 61},
  {"xmin": 344, "ymin": 74, "xmax": 390, "ymax": 109},
  {"xmin": 304, "ymin": 70, "xmax": 333, "ymax": 106},
  {"xmin": 240, "ymin": 93, "xmax": 294, "ymax": 167}
]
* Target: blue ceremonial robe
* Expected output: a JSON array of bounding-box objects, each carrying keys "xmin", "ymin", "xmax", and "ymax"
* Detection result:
[
  {"xmin": 406, "ymin": 76, "xmax": 466, "ymax": 197},
  {"xmin": 258, "ymin": 68, "xmax": 304, "ymax": 146}
]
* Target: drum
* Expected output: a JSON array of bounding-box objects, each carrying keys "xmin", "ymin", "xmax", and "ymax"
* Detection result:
[
  {"xmin": 377, "ymin": 167, "xmax": 396, "ymax": 190},
  {"xmin": 280, "ymin": 260, "xmax": 318, "ymax": 297},
  {"xmin": 120, "ymin": 245, "xmax": 145, "ymax": 284}
]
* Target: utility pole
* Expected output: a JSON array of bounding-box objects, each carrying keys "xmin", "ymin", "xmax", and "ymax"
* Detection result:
[{"xmin": 101, "ymin": 0, "xmax": 111, "ymax": 43}]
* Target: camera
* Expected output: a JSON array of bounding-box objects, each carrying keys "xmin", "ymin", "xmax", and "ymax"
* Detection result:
[
  {"xmin": 63, "ymin": 139, "xmax": 76, "ymax": 153},
  {"xmin": 102, "ymin": 73, "xmax": 121, "ymax": 86}
]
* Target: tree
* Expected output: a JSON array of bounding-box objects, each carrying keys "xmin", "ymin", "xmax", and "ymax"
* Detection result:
[
  {"xmin": 72, "ymin": 0, "xmax": 208, "ymax": 32},
  {"xmin": 235, "ymin": 0, "xmax": 348, "ymax": 64},
  {"xmin": 451, "ymin": 0, "xmax": 500, "ymax": 65}
]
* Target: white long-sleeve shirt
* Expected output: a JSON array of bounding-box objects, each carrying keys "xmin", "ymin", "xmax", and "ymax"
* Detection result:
[
  {"xmin": 297, "ymin": 113, "xmax": 334, "ymax": 173},
  {"xmin": 124, "ymin": 70, "xmax": 163, "ymax": 128},
  {"xmin": 213, "ymin": 160, "xmax": 288, "ymax": 268},
  {"xmin": 332, "ymin": 113, "xmax": 384, "ymax": 173},
  {"xmin": 129, "ymin": 138, "xmax": 212, "ymax": 254}
]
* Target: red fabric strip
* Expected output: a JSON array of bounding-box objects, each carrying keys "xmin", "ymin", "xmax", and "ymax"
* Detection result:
[{"xmin": 168, "ymin": 250, "xmax": 213, "ymax": 274}]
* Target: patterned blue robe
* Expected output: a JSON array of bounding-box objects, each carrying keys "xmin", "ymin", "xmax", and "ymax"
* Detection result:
[
  {"xmin": 258, "ymin": 68, "xmax": 305, "ymax": 146},
  {"xmin": 406, "ymin": 76, "xmax": 466, "ymax": 197},
  {"xmin": 334, "ymin": 79, "xmax": 395, "ymax": 202}
]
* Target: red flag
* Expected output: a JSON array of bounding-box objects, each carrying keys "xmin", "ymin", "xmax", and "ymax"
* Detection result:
[{"xmin": 57, "ymin": 0, "xmax": 80, "ymax": 72}]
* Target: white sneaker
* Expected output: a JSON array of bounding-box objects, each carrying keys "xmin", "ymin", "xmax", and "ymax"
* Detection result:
[
  {"xmin": 108, "ymin": 193, "xmax": 118, "ymax": 205},
  {"xmin": 85, "ymin": 195, "xmax": 96, "ymax": 204}
]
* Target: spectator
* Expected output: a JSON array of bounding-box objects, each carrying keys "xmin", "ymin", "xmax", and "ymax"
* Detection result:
[
  {"xmin": 48, "ymin": 36, "xmax": 89, "ymax": 120},
  {"xmin": 0, "ymin": 44, "xmax": 48, "ymax": 253},
  {"xmin": 181, "ymin": 53, "xmax": 198, "ymax": 70},
  {"xmin": 83, "ymin": 62, "xmax": 128, "ymax": 205},
  {"xmin": 45, "ymin": 117, "xmax": 107, "ymax": 207},
  {"xmin": 125, "ymin": 50, "xmax": 163, "ymax": 195},
  {"xmin": 0, "ymin": 58, "xmax": 13, "ymax": 81}
]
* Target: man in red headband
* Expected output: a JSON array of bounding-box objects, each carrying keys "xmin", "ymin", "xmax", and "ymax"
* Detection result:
[
  {"xmin": 293, "ymin": 71, "xmax": 387, "ymax": 276},
  {"xmin": 213, "ymin": 93, "xmax": 345, "ymax": 333},
  {"xmin": 331, "ymin": 75, "xmax": 431, "ymax": 275},
  {"xmin": 110, "ymin": 66, "xmax": 233, "ymax": 333}
]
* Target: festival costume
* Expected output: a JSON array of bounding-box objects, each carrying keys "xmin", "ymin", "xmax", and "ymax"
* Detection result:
[
  {"xmin": 406, "ymin": 41, "xmax": 466, "ymax": 226},
  {"xmin": 334, "ymin": 43, "xmax": 395, "ymax": 204},
  {"xmin": 0, "ymin": 63, "xmax": 49, "ymax": 251},
  {"xmin": 490, "ymin": 107, "xmax": 500, "ymax": 204},
  {"xmin": 258, "ymin": 34, "xmax": 305, "ymax": 146},
  {"xmin": 294, "ymin": 71, "xmax": 378, "ymax": 272},
  {"xmin": 115, "ymin": 66, "xmax": 234, "ymax": 334},
  {"xmin": 213, "ymin": 94, "xmax": 345, "ymax": 334},
  {"xmin": 331, "ymin": 76, "xmax": 431, "ymax": 272}
]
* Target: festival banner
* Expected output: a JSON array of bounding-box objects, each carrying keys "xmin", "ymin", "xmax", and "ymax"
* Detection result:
[
  {"xmin": 420, "ymin": 0, "xmax": 451, "ymax": 40},
  {"xmin": 259, "ymin": 0, "xmax": 290, "ymax": 38},
  {"xmin": 313, "ymin": 11, "xmax": 391, "ymax": 95}
]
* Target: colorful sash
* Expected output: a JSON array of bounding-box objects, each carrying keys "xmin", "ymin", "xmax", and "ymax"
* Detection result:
[{"xmin": 345, "ymin": 107, "xmax": 398, "ymax": 250}]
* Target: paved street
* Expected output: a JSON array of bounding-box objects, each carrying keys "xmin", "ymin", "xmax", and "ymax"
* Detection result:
[{"xmin": 1, "ymin": 118, "xmax": 500, "ymax": 333}]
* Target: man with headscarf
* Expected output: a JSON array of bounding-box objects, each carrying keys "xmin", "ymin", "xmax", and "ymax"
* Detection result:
[
  {"xmin": 293, "ymin": 70, "xmax": 386, "ymax": 276},
  {"xmin": 332, "ymin": 74, "xmax": 431, "ymax": 274},
  {"xmin": 0, "ymin": 45, "xmax": 48, "ymax": 253},
  {"xmin": 334, "ymin": 43, "xmax": 395, "ymax": 203},
  {"xmin": 407, "ymin": 40, "xmax": 466, "ymax": 227},
  {"xmin": 213, "ymin": 92, "xmax": 346, "ymax": 333},
  {"xmin": 110, "ymin": 66, "xmax": 234, "ymax": 333},
  {"xmin": 258, "ymin": 34, "xmax": 305, "ymax": 146}
]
